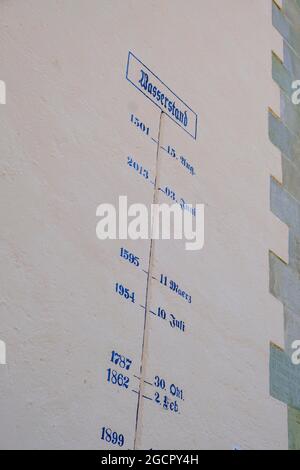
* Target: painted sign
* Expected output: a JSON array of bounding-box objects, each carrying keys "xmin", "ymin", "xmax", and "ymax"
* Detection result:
[{"xmin": 126, "ymin": 52, "xmax": 197, "ymax": 139}]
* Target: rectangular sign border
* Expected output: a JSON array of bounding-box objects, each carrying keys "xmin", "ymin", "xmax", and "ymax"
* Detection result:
[{"xmin": 126, "ymin": 51, "xmax": 198, "ymax": 140}]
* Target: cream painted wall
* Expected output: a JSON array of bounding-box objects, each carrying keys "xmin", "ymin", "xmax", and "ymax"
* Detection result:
[{"xmin": 0, "ymin": 0, "xmax": 288, "ymax": 449}]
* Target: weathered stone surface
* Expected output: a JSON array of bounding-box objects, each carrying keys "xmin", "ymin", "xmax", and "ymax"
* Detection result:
[
  {"xmin": 270, "ymin": 0, "xmax": 300, "ymax": 450},
  {"xmin": 273, "ymin": 1, "xmax": 300, "ymax": 57},
  {"xmin": 284, "ymin": 41, "xmax": 300, "ymax": 77},
  {"xmin": 283, "ymin": 0, "xmax": 300, "ymax": 30},
  {"xmin": 288, "ymin": 232, "xmax": 300, "ymax": 275},
  {"xmin": 288, "ymin": 406, "xmax": 300, "ymax": 450},
  {"xmin": 272, "ymin": 51, "xmax": 293, "ymax": 96},
  {"xmin": 269, "ymin": 251, "xmax": 300, "ymax": 313},
  {"xmin": 282, "ymin": 156, "xmax": 300, "ymax": 202},
  {"xmin": 280, "ymin": 91, "xmax": 300, "ymax": 137},
  {"xmin": 270, "ymin": 177, "xmax": 300, "ymax": 238},
  {"xmin": 284, "ymin": 306, "xmax": 300, "ymax": 358},
  {"xmin": 268, "ymin": 110, "xmax": 300, "ymax": 165},
  {"xmin": 270, "ymin": 343, "xmax": 300, "ymax": 410}
]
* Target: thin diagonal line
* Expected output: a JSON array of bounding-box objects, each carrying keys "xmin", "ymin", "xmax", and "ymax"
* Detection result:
[{"xmin": 133, "ymin": 111, "xmax": 164, "ymax": 449}]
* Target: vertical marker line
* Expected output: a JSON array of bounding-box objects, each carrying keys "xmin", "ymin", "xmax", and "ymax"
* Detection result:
[{"xmin": 133, "ymin": 111, "xmax": 165, "ymax": 450}]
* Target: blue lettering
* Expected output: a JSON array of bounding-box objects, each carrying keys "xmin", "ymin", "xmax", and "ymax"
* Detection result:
[
  {"xmin": 183, "ymin": 111, "xmax": 188, "ymax": 127},
  {"xmin": 138, "ymin": 69, "xmax": 148, "ymax": 90}
]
